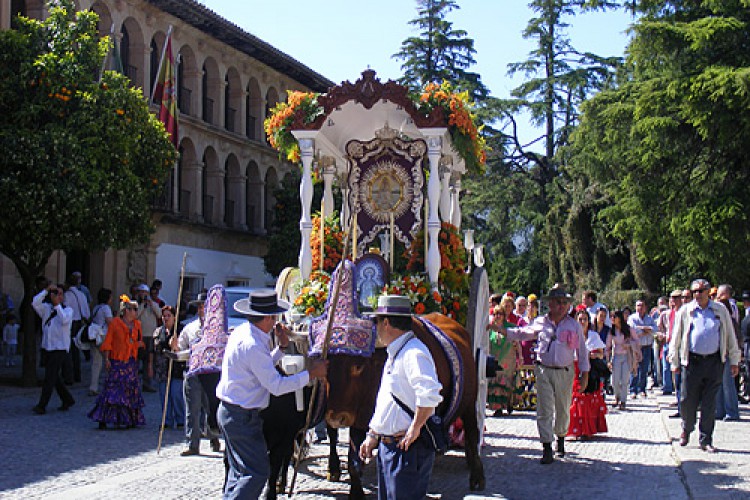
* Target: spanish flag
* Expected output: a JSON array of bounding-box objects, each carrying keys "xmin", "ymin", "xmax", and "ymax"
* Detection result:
[{"xmin": 153, "ymin": 29, "xmax": 178, "ymax": 148}]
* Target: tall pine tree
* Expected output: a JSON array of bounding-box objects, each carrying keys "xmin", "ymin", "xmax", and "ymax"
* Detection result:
[{"xmin": 393, "ymin": 0, "xmax": 488, "ymax": 100}]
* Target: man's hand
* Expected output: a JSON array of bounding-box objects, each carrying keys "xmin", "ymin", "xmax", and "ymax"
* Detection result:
[
  {"xmin": 731, "ymin": 364, "xmax": 739, "ymax": 377},
  {"xmin": 399, "ymin": 423, "xmax": 422, "ymax": 451},
  {"xmin": 274, "ymin": 322, "xmax": 291, "ymax": 348},
  {"xmin": 359, "ymin": 434, "xmax": 378, "ymax": 462},
  {"xmin": 307, "ymin": 359, "xmax": 328, "ymax": 380}
]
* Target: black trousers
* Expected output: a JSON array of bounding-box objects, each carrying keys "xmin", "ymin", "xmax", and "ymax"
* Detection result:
[
  {"xmin": 680, "ymin": 352, "xmax": 723, "ymax": 446},
  {"xmin": 198, "ymin": 372, "xmax": 222, "ymax": 433},
  {"xmin": 38, "ymin": 349, "xmax": 74, "ymax": 409},
  {"xmin": 63, "ymin": 320, "xmax": 82, "ymax": 383}
]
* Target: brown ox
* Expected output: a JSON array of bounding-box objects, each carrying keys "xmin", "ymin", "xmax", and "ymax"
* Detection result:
[{"xmin": 325, "ymin": 312, "xmax": 485, "ymax": 497}]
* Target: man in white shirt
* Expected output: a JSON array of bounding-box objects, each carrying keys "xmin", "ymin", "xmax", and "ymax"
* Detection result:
[
  {"xmin": 63, "ymin": 276, "xmax": 90, "ymax": 384},
  {"xmin": 32, "ymin": 285, "xmax": 75, "ymax": 414},
  {"xmin": 628, "ymin": 299, "xmax": 658, "ymax": 398},
  {"xmin": 582, "ymin": 290, "xmax": 611, "ymax": 328},
  {"xmin": 216, "ymin": 290, "xmax": 327, "ymax": 499},
  {"xmin": 359, "ymin": 295, "xmax": 443, "ymax": 498}
]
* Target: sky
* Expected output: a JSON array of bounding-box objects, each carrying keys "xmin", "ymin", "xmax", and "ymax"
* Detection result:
[{"xmin": 198, "ymin": 0, "xmax": 635, "ymax": 144}]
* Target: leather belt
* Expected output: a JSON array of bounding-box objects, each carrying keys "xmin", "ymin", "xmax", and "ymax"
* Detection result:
[
  {"xmin": 379, "ymin": 433, "xmax": 405, "ymax": 444},
  {"xmin": 534, "ymin": 361, "xmax": 569, "ymax": 371},
  {"xmin": 688, "ymin": 351, "xmax": 719, "ymax": 360}
]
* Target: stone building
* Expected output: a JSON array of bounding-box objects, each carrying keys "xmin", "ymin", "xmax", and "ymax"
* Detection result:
[{"xmin": 0, "ymin": 0, "xmax": 332, "ymax": 305}]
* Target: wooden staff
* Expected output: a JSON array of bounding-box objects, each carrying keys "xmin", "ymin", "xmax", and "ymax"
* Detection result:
[
  {"xmin": 288, "ymin": 213, "xmax": 354, "ymax": 496},
  {"xmin": 157, "ymin": 252, "xmax": 187, "ymax": 455}
]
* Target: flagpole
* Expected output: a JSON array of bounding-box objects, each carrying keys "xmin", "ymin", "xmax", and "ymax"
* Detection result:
[
  {"xmin": 98, "ymin": 23, "xmax": 115, "ymax": 83},
  {"xmin": 150, "ymin": 25, "xmax": 173, "ymax": 105}
]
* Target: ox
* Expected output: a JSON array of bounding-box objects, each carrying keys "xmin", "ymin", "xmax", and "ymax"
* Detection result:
[{"xmin": 324, "ymin": 312, "xmax": 485, "ymax": 497}]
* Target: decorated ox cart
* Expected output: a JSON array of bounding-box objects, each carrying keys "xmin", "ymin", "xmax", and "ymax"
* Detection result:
[{"xmin": 266, "ymin": 71, "xmax": 492, "ymax": 495}]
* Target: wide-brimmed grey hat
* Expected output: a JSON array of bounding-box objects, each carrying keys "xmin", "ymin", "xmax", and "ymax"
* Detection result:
[
  {"xmin": 542, "ymin": 283, "xmax": 572, "ymax": 302},
  {"xmin": 366, "ymin": 295, "xmax": 413, "ymax": 317},
  {"xmin": 233, "ymin": 289, "xmax": 290, "ymax": 316}
]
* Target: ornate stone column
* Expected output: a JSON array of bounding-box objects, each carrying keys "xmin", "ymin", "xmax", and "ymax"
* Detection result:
[
  {"xmin": 439, "ymin": 165, "xmax": 452, "ymax": 223},
  {"xmin": 450, "ymin": 178, "xmax": 462, "ymax": 229},
  {"xmin": 321, "ymin": 158, "xmax": 336, "ymax": 220},
  {"xmin": 338, "ymin": 171, "xmax": 350, "ymax": 231},
  {"xmin": 421, "ymin": 129, "xmax": 447, "ymax": 287},
  {"xmin": 292, "ymin": 132, "xmax": 317, "ymax": 279}
]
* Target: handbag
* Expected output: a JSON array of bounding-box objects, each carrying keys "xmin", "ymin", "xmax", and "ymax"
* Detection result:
[{"xmin": 391, "ymin": 393, "xmax": 448, "ymax": 455}]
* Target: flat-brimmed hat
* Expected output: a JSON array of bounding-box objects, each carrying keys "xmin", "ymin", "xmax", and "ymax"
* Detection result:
[
  {"xmin": 366, "ymin": 295, "xmax": 413, "ymax": 317},
  {"xmin": 542, "ymin": 283, "xmax": 572, "ymax": 302},
  {"xmin": 189, "ymin": 292, "xmax": 208, "ymax": 306},
  {"xmin": 670, "ymin": 289, "xmax": 683, "ymax": 298},
  {"xmin": 233, "ymin": 289, "xmax": 290, "ymax": 316}
]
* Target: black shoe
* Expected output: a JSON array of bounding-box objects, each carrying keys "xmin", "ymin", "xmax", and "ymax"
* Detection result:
[
  {"xmin": 669, "ymin": 412, "xmax": 681, "ymax": 419},
  {"xmin": 210, "ymin": 438, "xmax": 221, "ymax": 453},
  {"xmin": 541, "ymin": 443, "xmax": 554, "ymax": 464},
  {"xmin": 98, "ymin": 422, "xmax": 106, "ymax": 430},
  {"xmin": 700, "ymin": 444, "xmax": 717, "ymax": 453},
  {"xmin": 679, "ymin": 432, "xmax": 689, "ymax": 446},
  {"xmin": 181, "ymin": 447, "xmax": 199, "ymax": 456},
  {"xmin": 556, "ymin": 436, "xmax": 565, "ymax": 458},
  {"xmin": 143, "ymin": 385, "xmax": 157, "ymax": 393},
  {"xmin": 32, "ymin": 405, "xmax": 46, "ymax": 415},
  {"xmin": 58, "ymin": 401, "xmax": 75, "ymax": 411}
]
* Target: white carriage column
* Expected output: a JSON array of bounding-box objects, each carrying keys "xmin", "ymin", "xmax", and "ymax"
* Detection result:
[
  {"xmin": 421, "ymin": 128, "xmax": 447, "ymax": 287},
  {"xmin": 450, "ymin": 178, "xmax": 462, "ymax": 229},
  {"xmin": 439, "ymin": 165, "xmax": 452, "ymax": 223},
  {"xmin": 321, "ymin": 158, "xmax": 336, "ymax": 220},
  {"xmin": 339, "ymin": 171, "xmax": 350, "ymax": 231},
  {"xmin": 292, "ymin": 131, "xmax": 317, "ymax": 280}
]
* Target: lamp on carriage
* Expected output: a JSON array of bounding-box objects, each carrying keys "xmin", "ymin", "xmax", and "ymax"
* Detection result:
[
  {"xmin": 463, "ymin": 229, "xmax": 475, "ymax": 273},
  {"xmin": 473, "ymin": 244, "xmax": 485, "ymax": 268}
]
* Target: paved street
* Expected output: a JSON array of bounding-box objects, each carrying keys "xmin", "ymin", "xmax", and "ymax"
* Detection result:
[{"xmin": 1, "ymin": 360, "xmax": 748, "ymax": 499}]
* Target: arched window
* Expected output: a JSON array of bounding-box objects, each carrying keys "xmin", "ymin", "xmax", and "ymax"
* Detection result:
[
  {"xmin": 120, "ymin": 25, "xmax": 132, "ymax": 81},
  {"xmin": 202, "ymin": 64, "xmax": 210, "ymax": 123}
]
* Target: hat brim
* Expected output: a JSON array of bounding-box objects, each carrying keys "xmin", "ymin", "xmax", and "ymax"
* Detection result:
[
  {"xmin": 364, "ymin": 310, "xmax": 413, "ymax": 318},
  {"xmin": 233, "ymin": 298, "xmax": 290, "ymax": 316},
  {"xmin": 189, "ymin": 299, "xmax": 206, "ymax": 306}
]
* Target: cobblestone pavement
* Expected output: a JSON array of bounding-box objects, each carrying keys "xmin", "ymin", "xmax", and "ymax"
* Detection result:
[{"xmin": 1, "ymin": 361, "xmax": 748, "ymax": 499}]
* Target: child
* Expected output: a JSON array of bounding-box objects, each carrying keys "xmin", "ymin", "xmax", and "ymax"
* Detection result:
[{"xmin": 3, "ymin": 313, "xmax": 19, "ymax": 366}]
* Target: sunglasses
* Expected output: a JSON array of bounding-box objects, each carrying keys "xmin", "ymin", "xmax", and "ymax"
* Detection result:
[{"xmin": 691, "ymin": 288, "xmax": 707, "ymax": 295}]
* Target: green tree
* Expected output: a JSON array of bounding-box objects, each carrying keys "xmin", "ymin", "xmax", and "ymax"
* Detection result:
[
  {"xmin": 482, "ymin": 0, "xmax": 620, "ymax": 290},
  {"xmin": 393, "ymin": 0, "xmax": 489, "ymax": 100},
  {"xmin": 567, "ymin": 0, "xmax": 750, "ymax": 289},
  {"xmin": 0, "ymin": 0, "xmax": 177, "ymax": 385}
]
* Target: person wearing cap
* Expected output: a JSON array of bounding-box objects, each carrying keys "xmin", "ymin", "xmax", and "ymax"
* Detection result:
[
  {"xmin": 88, "ymin": 294, "xmax": 145, "ymax": 429},
  {"xmin": 178, "ymin": 292, "xmax": 220, "ymax": 456},
  {"xmin": 714, "ymin": 284, "xmax": 741, "ymax": 421},
  {"xmin": 359, "ymin": 295, "xmax": 443, "ymax": 498},
  {"xmin": 657, "ymin": 291, "xmax": 683, "ymax": 399},
  {"xmin": 216, "ymin": 290, "xmax": 327, "ymax": 499},
  {"xmin": 740, "ymin": 290, "xmax": 750, "ymax": 404},
  {"xmin": 493, "ymin": 284, "xmax": 589, "ymax": 464},
  {"xmin": 669, "ymin": 278, "xmax": 741, "ymax": 452}
]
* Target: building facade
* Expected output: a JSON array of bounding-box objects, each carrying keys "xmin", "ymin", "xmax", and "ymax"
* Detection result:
[{"xmin": 1, "ymin": 0, "xmax": 332, "ymax": 306}]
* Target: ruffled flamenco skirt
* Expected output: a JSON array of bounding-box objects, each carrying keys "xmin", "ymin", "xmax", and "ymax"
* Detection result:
[
  {"xmin": 567, "ymin": 361, "xmax": 608, "ymax": 438},
  {"xmin": 88, "ymin": 358, "xmax": 145, "ymax": 428}
]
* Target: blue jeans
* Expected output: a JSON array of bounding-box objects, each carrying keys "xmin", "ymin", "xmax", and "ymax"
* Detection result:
[
  {"xmin": 630, "ymin": 346, "xmax": 653, "ymax": 395},
  {"xmin": 218, "ymin": 402, "xmax": 267, "ymax": 499},
  {"xmin": 158, "ymin": 378, "xmax": 185, "ymax": 428},
  {"xmin": 715, "ymin": 359, "xmax": 739, "ymax": 420},
  {"xmin": 662, "ymin": 345, "xmax": 674, "ymax": 394},
  {"xmin": 377, "ymin": 439, "xmax": 435, "ymax": 500}
]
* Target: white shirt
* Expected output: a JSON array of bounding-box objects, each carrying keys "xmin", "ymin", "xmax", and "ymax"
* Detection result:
[
  {"xmin": 369, "ymin": 332, "xmax": 443, "ymax": 436},
  {"xmin": 216, "ymin": 321, "xmax": 310, "ymax": 410},
  {"xmin": 32, "ymin": 290, "xmax": 73, "ymax": 351},
  {"xmin": 91, "ymin": 304, "xmax": 113, "ymax": 327},
  {"xmin": 178, "ymin": 317, "xmax": 203, "ymax": 353},
  {"xmin": 64, "ymin": 287, "xmax": 90, "ymax": 321}
]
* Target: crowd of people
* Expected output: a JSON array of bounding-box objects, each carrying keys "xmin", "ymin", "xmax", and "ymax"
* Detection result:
[{"xmin": 488, "ymin": 281, "xmax": 746, "ymax": 463}]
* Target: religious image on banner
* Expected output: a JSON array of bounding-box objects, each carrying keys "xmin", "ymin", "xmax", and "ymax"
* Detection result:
[{"xmin": 347, "ymin": 126, "xmax": 426, "ymax": 253}]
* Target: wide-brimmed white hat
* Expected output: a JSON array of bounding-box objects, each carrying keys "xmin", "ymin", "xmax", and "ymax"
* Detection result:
[
  {"xmin": 233, "ymin": 289, "xmax": 290, "ymax": 316},
  {"xmin": 366, "ymin": 295, "xmax": 413, "ymax": 317}
]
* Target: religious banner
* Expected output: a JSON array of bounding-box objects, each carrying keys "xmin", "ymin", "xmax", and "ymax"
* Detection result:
[{"xmin": 347, "ymin": 125, "xmax": 426, "ymax": 254}]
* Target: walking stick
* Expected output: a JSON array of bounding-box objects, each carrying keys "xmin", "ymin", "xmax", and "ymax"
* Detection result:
[
  {"xmin": 288, "ymin": 213, "xmax": 355, "ymax": 496},
  {"xmin": 157, "ymin": 252, "xmax": 187, "ymax": 455}
]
